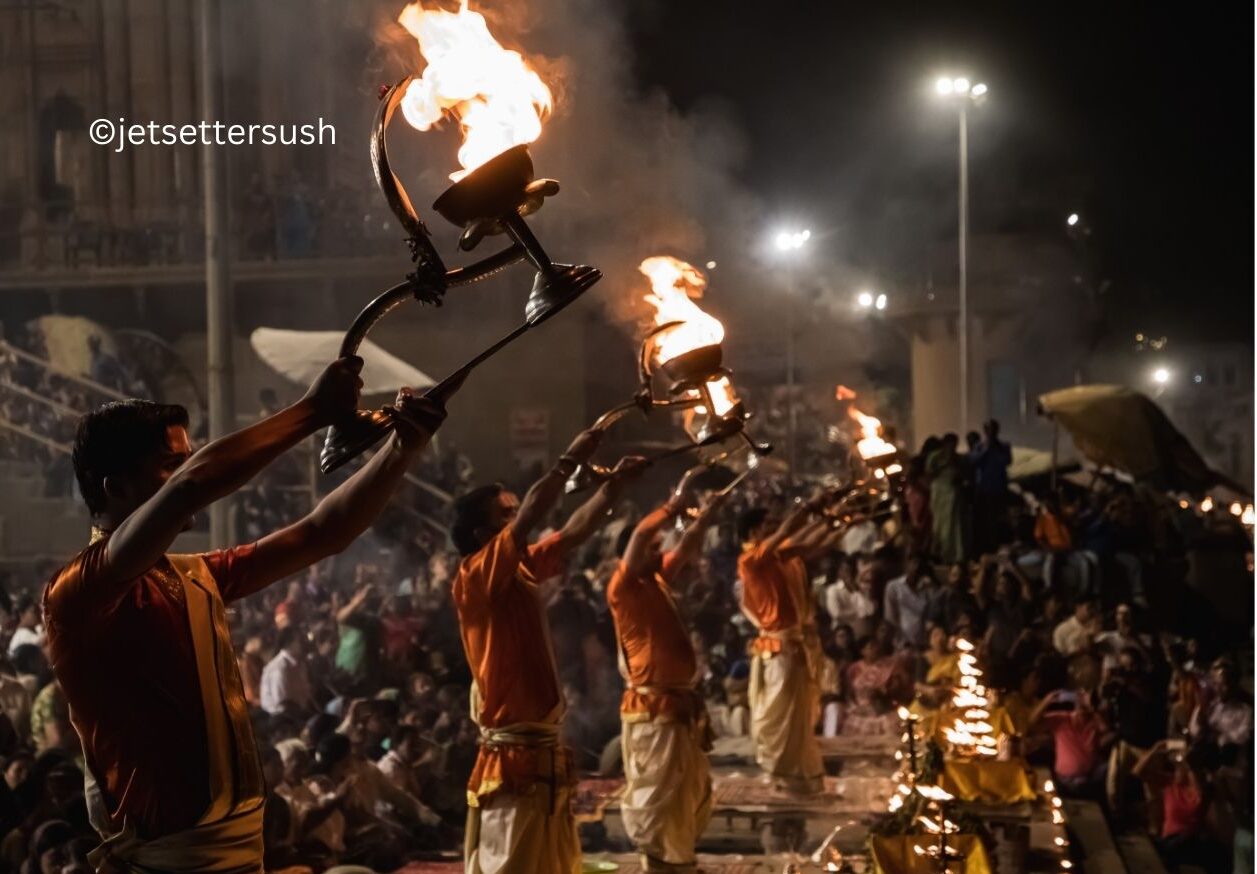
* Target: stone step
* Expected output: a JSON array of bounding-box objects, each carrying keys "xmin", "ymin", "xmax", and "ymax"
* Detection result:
[
  {"xmin": 1062, "ymin": 800, "xmax": 1125, "ymax": 874},
  {"xmin": 1116, "ymin": 834, "xmax": 1168, "ymax": 874}
]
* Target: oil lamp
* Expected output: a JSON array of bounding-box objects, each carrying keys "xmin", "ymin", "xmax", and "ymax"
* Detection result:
[
  {"xmin": 564, "ymin": 322, "xmax": 770, "ymax": 493},
  {"xmin": 320, "ymin": 76, "xmax": 600, "ymax": 473}
]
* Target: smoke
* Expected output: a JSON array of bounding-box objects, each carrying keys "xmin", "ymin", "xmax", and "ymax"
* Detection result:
[{"xmin": 370, "ymin": 0, "xmax": 763, "ymax": 331}]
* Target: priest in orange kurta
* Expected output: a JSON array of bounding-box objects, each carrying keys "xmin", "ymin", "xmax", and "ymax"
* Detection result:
[
  {"xmin": 607, "ymin": 475, "xmax": 726, "ymax": 873},
  {"xmin": 736, "ymin": 502, "xmax": 834, "ymax": 795},
  {"xmin": 44, "ymin": 362, "xmax": 449, "ymax": 873},
  {"xmin": 449, "ymin": 428, "xmax": 642, "ymax": 874}
]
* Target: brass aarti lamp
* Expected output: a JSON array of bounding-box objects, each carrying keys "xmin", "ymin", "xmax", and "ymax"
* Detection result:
[{"xmin": 321, "ymin": 77, "xmax": 601, "ymax": 472}]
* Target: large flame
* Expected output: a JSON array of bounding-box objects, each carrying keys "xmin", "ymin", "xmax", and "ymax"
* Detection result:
[
  {"xmin": 835, "ymin": 385, "xmax": 896, "ymax": 460},
  {"xmin": 397, "ymin": 0, "xmax": 552, "ymax": 181},
  {"xmin": 639, "ymin": 256, "xmax": 724, "ymax": 364}
]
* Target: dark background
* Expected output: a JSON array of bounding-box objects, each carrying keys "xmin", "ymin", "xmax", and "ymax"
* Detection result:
[{"xmin": 625, "ymin": 1, "xmax": 1254, "ymax": 342}]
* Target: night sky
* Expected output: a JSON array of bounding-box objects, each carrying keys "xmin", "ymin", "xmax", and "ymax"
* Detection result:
[{"xmin": 625, "ymin": 1, "xmax": 1254, "ymax": 343}]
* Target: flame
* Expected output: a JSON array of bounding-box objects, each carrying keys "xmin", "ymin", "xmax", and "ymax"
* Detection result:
[
  {"xmin": 640, "ymin": 256, "xmax": 723, "ymax": 363},
  {"xmin": 835, "ymin": 385, "xmax": 896, "ymax": 459},
  {"xmin": 397, "ymin": 0, "xmax": 552, "ymax": 181},
  {"xmin": 705, "ymin": 375, "xmax": 738, "ymax": 417}
]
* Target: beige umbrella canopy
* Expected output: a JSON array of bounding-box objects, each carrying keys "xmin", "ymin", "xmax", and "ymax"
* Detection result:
[
  {"xmin": 1038, "ymin": 384, "xmax": 1246, "ymax": 496},
  {"xmin": 1008, "ymin": 445, "xmax": 1080, "ymax": 482},
  {"xmin": 250, "ymin": 328, "xmax": 434, "ymax": 397}
]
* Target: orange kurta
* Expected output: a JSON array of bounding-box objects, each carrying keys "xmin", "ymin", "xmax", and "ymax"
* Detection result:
[
  {"xmin": 738, "ymin": 542, "xmax": 802, "ymax": 655},
  {"xmin": 44, "ymin": 538, "xmax": 265, "ymax": 840},
  {"xmin": 607, "ymin": 554, "xmax": 701, "ymax": 723},
  {"xmin": 451, "ymin": 527, "xmax": 571, "ymax": 805}
]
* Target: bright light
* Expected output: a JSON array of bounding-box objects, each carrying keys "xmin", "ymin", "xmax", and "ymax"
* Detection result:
[
  {"xmin": 857, "ymin": 291, "xmax": 874, "ymax": 308},
  {"xmin": 875, "ymin": 293, "xmax": 888, "ymax": 310},
  {"xmin": 774, "ymin": 228, "xmax": 811, "ymax": 252},
  {"xmin": 972, "ymin": 82, "xmax": 988, "ymax": 97},
  {"xmin": 705, "ymin": 260, "xmax": 717, "ymax": 270},
  {"xmin": 953, "ymin": 77, "xmax": 971, "ymax": 94},
  {"xmin": 935, "ymin": 77, "xmax": 954, "ymax": 96},
  {"xmin": 1152, "ymin": 367, "xmax": 1170, "ymax": 385},
  {"xmin": 1066, "ymin": 213, "xmax": 1080, "ymax": 227},
  {"xmin": 1230, "ymin": 502, "xmax": 1243, "ymax": 516},
  {"xmin": 1193, "ymin": 374, "xmax": 1203, "ymax": 384}
]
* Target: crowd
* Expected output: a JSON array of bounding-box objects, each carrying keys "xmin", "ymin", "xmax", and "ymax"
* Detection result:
[
  {"xmin": 0, "ymin": 412, "xmax": 1247, "ymax": 873},
  {"xmin": 0, "ymin": 329, "xmax": 146, "ymax": 497}
]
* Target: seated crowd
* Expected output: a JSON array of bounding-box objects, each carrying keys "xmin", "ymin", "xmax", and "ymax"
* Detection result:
[{"xmin": 0, "ymin": 420, "xmax": 1246, "ymax": 873}]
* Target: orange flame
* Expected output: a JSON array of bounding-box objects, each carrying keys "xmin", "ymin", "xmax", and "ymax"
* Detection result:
[
  {"xmin": 397, "ymin": 0, "xmax": 552, "ymax": 181},
  {"xmin": 705, "ymin": 375, "xmax": 738, "ymax": 418},
  {"xmin": 835, "ymin": 385, "xmax": 896, "ymax": 459},
  {"xmin": 639, "ymin": 256, "xmax": 723, "ymax": 364}
]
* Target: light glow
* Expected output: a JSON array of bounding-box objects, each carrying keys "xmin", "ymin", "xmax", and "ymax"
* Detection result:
[
  {"xmin": 775, "ymin": 228, "xmax": 811, "ymax": 251},
  {"xmin": 397, "ymin": 0, "xmax": 552, "ymax": 181}
]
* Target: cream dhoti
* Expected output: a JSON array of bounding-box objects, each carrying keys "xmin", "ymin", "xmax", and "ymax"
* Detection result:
[
  {"xmin": 620, "ymin": 687, "xmax": 713, "ymax": 873},
  {"xmin": 748, "ymin": 632, "xmax": 824, "ymax": 795},
  {"xmin": 464, "ymin": 721, "xmax": 579, "ymax": 874}
]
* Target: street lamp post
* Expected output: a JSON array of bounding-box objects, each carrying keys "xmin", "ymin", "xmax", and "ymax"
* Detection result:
[
  {"xmin": 958, "ymin": 99, "xmax": 969, "ymax": 435},
  {"xmin": 935, "ymin": 76, "xmax": 986, "ymax": 434},
  {"xmin": 774, "ymin": 228, "xmax": 810, "ymax": 480}
]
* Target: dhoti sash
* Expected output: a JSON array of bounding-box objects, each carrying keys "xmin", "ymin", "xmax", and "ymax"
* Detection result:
[
  {"xmin": 84, "ymin": 554, "xmax": 264, "ymax": 874},
  {"xmin": 465, "ymin": 716, "xmax": 572, "ymax": 864},
  {"xmin": 625, "ymin": 683, "xmax": 714, "ymax": 752}
]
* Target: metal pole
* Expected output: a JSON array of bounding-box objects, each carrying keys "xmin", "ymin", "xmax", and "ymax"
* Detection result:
[
  {"xmin": 958, "ymin": 103, "xmax": 969, "ymax": 435},
  {"xmin": 785, "ymin": 265, "xmax": 797, "ymax": 481},
  {"xmin": 199, "ymin": 0, "xmax": 235, "ymax": 548}
]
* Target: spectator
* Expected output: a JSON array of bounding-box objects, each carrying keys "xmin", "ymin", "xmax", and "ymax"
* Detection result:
[
  {"xmin": 823, "ymin": 556, "xmax": 878, "ymax": 639},
  {"xmin": 1032, "ymin": 689, "xmax": 1112, "ymax": 797},
  {"xmin": 1133, "ymin": 741, "xmax": 1224, "ymax": 870},
  {"xmin": 971, "ymin": 419, "xmax": 1012, "ymax": 553},
  {"xmin": 926, "ymin": 434, "xmax": 969, "ymax": 563},
  {"xmin": 262, "ymin": 626, "xmax": 316, "ymax": 716},
  {"xmin": 1193, "ymin": 657, "xmax": 1253, "ymax": 750},
  {"xmin": 1052, "ymin": 598, "xmax": 1100, "ymax": 657},
  {"xmin": 6, "ymin": 598, "xmax": 42, "ymax": 658},
  {"xmin": 883, "ymin": 554, "xmax": 934, "ymax": 648}
]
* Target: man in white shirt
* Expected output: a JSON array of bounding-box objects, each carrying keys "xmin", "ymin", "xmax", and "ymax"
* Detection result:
[
  {"xmin": 824, "ymin": 560, "xmax": 878, "ymax": 638},
  {"xmin": 261, "ymin": 627, "xmax": 315, "ymax": 715},
  {"xmin": 377, "ymin": 724, "xmax": 425, "ymax": 798},
  {"xmin": 1052, "ymin": 598, "xmax": 1100, "ymax": 658},
  {"xmin": 1092, "ymin": 603, "xmax": 1150, "ymax": 672},
  {"xmin": 6, "ymin": 596, "xmax": 44, "ymax": 656},
  {"xmin": 883, "ymin": 555, "xmax": 934, "ymax": 647}
]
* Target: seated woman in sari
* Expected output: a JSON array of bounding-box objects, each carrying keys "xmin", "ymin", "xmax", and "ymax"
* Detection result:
[
  {"xmin": 839, "ymin": 633, "xmax": 911, "ymax": 736},
  {"xmin": 914, "ymin": 624, "xmax": 960, "ymax": 710}
]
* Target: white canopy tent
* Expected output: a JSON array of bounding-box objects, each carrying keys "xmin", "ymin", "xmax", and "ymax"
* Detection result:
[{"xmin": 250, "ymin": 328, "xmax": 435, "ymax": 396}]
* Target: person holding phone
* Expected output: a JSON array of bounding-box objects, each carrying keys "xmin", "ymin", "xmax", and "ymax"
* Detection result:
[{"xmin": 1031, "ymin": 688, "xmax": 1114, "ymax": 797}]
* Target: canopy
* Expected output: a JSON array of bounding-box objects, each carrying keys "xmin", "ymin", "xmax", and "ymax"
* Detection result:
[
  {"xmin": 251, "ymin": 328, "xmax": 434, "ymax": 396},
  {"xmin": 1038, "ymin": 384, "xmax": 1246, "ymax": 496},
  {"xmin": 1008, "ymin": 445, "xmax": 1080, "ymax": 482}
]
